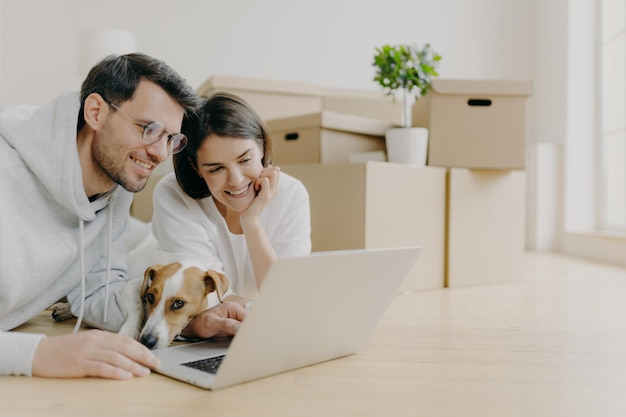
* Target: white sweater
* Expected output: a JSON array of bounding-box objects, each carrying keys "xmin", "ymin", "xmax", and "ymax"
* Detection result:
[{"xmin": 148, "ymin": 172, "xmax": 312, "ymax": 300}]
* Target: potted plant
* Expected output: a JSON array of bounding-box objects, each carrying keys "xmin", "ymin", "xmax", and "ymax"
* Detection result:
[{"xmin": 372, "ymin": 43, "xmax": 441, "ymax": 165}]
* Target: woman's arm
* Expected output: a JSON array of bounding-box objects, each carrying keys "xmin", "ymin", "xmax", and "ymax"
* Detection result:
[{"xmin": 240, "ymin": 165, "xmax": 281, "ymax": 287}]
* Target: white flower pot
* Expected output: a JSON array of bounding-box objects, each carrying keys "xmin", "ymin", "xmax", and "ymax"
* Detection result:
[{"xmin": 385, "ymin": 127, "xmax": 429, "ymax": 166}]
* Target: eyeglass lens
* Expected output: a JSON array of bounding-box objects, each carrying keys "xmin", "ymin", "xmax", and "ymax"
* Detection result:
[
  {"xmin": 142, "ymin": 124, "xmax": 187, "ymax": 154},
  {"xmin": 108, "ymin": 101, "xmax": 187, "ymax": 154}
]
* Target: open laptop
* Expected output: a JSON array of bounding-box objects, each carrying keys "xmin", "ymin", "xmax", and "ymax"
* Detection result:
[{"xmin": 151, "ymin": 246, "xmax": 421, "ymax": 390}]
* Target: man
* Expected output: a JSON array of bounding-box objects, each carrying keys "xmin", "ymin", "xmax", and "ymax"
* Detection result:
[{"xmin": 0, "ymin": 53, "xmax": 245, "ymax": 379}]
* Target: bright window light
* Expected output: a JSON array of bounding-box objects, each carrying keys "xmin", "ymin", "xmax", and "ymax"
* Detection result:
[{"xmin": 600, "ymin": 0, "xmax": 626, "ymax": 233}]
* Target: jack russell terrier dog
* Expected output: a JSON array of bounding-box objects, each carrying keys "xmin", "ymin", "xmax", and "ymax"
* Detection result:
[{"xmin": 53, "ymin": 261, "xmax": 230, "ymax": 350}]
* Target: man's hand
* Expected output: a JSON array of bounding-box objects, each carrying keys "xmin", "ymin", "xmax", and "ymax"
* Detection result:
[
  {"xmin": 32, "ymin": 330, "xmax": 160, "ymax": 379},
  {"xmin": 182, "ymin": 301, "xmax": 246, "ymax": 339}
]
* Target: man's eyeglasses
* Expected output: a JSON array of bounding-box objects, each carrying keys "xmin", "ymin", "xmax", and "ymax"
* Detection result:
[{"xmin": 107, "ymin": 102, "xmax": 187, "ymax": 154}]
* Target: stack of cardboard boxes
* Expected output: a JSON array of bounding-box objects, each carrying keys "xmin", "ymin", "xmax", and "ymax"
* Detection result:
[
  {"xmin": 131, "ymin": 74, "xmax": 531, "ymax": 293},
  {"xmin": 425, "ymin": 80, "xmax": 531, "ymax": 287},
  {"xmin": 320, "ymin": 79, "xmax": 532, "ymax": 288}
]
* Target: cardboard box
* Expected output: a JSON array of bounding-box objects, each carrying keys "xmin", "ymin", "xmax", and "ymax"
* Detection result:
[
  {"xmin": 322, "ymin": 87, "xmax": 430, "ymax": 128},
  {"xmin": 282, "ymin": 162, "xmax": 447, "ymax": 292},
  {"xmin": 197, "ymin": 74, "xmax": 322, "ymax": 121},
  {"xmin": 266, "ymin": 111, "xmax": 397, "ymax": 164},
  {"xmin": 426, "ymin": 79, "xmax": 532, "ymax": 170},
  {"xmin": 446, "ymin": 168, "xmax": 526, "ymax": 287}
]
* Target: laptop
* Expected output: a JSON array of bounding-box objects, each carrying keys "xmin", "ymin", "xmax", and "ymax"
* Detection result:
[{"xmin": 151, "ymin": 246, "xmax": 421, "ymax": 390}]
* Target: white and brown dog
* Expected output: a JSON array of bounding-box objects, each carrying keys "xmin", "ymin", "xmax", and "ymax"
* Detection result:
[
  {"xmin": 53, "ymin": 261, "xmax": 229, "ymax": 350},
  {"xmin": 118, "ymin": 261, "xmax": 230, "ymax": 349}
]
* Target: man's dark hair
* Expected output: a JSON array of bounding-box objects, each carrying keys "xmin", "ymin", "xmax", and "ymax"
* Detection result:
[{"xmin": 78, "ymin": 53, "xmax": 202, "ymax": 130}]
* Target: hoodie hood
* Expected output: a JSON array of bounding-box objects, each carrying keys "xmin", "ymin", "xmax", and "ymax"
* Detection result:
[
  {"xmin": 0, "ymin": 92, "xmax": 96, "ymax": 221},
  {"xmin": 0, "ymin": 92, "xmax": 135, "ymax": 341}
]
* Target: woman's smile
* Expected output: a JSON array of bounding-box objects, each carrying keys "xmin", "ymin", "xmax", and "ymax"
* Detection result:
[{"xmin": 225, "ymin": 182, "xmax": 252, "ymax": 197}]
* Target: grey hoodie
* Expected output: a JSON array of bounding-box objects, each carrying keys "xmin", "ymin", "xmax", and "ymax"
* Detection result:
[{"xmin": 0, "ymin": 92, "xmax": 132, "ymax": 376}]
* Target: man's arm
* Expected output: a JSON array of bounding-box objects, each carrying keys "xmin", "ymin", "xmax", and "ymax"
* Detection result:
[
  {"xmin": 1, "ymin": 328, "xmax": 159, "ymax": 379},
  {"xmin": 0, "ymin": 331, "xmax": 46, "ymax": 376},
  {"xmin": 32, "ymin": 330, "xmax": 159, "ymax": 379}
]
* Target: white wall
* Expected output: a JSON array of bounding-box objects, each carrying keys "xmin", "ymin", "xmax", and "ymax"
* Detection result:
[
  {"xmin": 0, "ymin": 0, "xmax": 534, "ymax": 107},
  {"xmin": 564, "ymin": 0, "xmax": 597, "ymax": 233},
  {"xmin": 525, "ymin": 0, "xmax": 568, "ymax": 252},
  {"xmin": 0, "ymin": 0, "xmax": 547, "ymax": 252},
  {"xmin": 0, "ymin": 1, "xmax": 3, "ymax": 93},
  {"xmin": 3, "ymin": 0, "xmax": 623, "ymax": 267}
]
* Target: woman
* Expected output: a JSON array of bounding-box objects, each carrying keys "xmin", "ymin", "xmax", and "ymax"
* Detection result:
[{"xmin": 151, "ymin": 92, "xmax": 312, "ymax": 307}]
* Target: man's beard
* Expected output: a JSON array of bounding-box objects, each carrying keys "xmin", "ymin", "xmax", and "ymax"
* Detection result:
[{"xmin": 91, "ymin": 124, "xmax": 150, "ymax": 193}]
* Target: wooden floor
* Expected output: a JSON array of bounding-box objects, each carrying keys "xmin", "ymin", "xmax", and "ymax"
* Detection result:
[
  {"xmin": 372, "ymin": 251, "xmax": 626, "ymax": 416},
  {"xmin": 4, "ymin": 251, "xmax": 626, "ymax": 416}
]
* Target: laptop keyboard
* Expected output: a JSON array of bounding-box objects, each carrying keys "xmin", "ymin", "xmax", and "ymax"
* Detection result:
[{"xmin": 181, "ymin": 355, "xmax": 226, "ymax": 374}]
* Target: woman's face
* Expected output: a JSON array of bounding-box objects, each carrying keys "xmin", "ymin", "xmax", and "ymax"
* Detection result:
[{"xmin": 195, "ymin": 134, "xmax": 264, "ymax": 214}]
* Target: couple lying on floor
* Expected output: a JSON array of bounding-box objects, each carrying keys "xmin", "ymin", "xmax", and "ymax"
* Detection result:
[{"xmin": 0, "ymin": 52, "xmax": 310, "ymax": 379}]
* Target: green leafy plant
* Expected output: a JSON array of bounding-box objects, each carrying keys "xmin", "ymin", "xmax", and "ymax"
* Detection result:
[{"xmin": 373, "ymin": 43, "xmax": 442, "ymax": 127}]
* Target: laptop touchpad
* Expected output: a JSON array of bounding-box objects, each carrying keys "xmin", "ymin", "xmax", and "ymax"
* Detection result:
[{"xmin": 175, "ymin": 337, "xmax": 232, "ymax": 357}]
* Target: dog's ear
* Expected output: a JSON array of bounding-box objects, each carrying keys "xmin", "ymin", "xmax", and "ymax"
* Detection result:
[
  {"xmin": 141, "ymin": 264, "xmax": 163, "ymax": 299},
  {"xmin": 204, "ymin": 271, "xmax": 230, "ymax": 302}
]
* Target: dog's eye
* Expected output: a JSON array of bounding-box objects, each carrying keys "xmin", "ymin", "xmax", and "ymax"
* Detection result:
[
  {"xmin": 146, "ymin": 293, "xmax": 155, "ymax": 305},
  {"xmin": 172, "ymin": 299, "xmax": 186, "ymax": 310}
]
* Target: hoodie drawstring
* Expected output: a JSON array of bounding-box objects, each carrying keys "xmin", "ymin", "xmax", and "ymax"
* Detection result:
[
  {"xmin": 72, "ymin": 194, "xmax": 115, "ymax": 332},
  {"xmin": 72, "ymin": 219, "xmax": 86, "ymax": 334},
  {"xmin": 103, "ymin": 197, "xmax": 113, "ymax": 323}
]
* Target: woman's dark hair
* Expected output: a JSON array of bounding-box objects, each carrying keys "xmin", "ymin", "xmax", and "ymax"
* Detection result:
[
  {"xmin": 78, "ymin": 52, "xmax": 202, "ymax": 130},
  {"xmin": 174, "ymin": 92, "xmax": 273, "ymax": 199}
]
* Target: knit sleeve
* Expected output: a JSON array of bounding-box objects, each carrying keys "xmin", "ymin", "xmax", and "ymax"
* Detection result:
[
  {"xmin": 0, "ymin": 331, "xmax": 46, "ymax": 376},
  {"xmin": 269, "ymin": 174, "xmax": 312, "ymax": 258}
]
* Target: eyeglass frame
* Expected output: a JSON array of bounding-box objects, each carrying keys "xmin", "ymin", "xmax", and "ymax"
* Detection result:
[{"xmin": 106, "ymin": 101, "xmax": 188, "ymax": 154}]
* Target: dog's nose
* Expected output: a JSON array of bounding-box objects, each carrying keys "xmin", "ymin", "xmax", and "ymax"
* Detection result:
[{"xmin": 140, "ymin": 333, "xmax": 159, "ymax": 349}]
